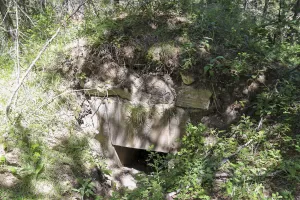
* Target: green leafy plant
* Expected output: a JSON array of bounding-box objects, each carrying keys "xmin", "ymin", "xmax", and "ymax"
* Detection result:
[
  {"xmin": 126, "ymin": 104, "xmax": 148, "ymax": 126},
  {"xmin": 230, "ymin": 52, "xmax": 251, "ymax": 75},
  {"xmin": 72, "ymin": 178, "xmax": 96, "ymax": 200},
  {"xmin": 204, "ymin": 56, "xmax": 226, "ymax": 76},
  {"xmin": 181, "ymin": 42, "xmax": 197, "ymax": 70},
  {"xmin": 0, "ymin": 155, "xmax": 6, "ymax": 164}
]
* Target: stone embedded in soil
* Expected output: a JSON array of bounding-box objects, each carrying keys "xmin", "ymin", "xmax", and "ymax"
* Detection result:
[
  {"xmin": 142, "ymin": 76, "xmax": 175, "ymax": 104},
  {"xmin": 180, "ymin": 72, "xmax": 195, "ymax": 85},
  {"xmin": 0, "ymin": 173, "xmax": 19, "ymax": 188},
  {"xmin": 5, "ymin": 148, "xmax": 21, "ymax": 166},
  {"xmin": 33, "ymin": 180, "xmax": 56, "ymax": 196},
  {"xmin": 176, "ymin": 86, "xmax": 212, "ymax": 109},
  {"xmin": 83, "ymin": 82, "xmax": 132, "ymax": 100}
]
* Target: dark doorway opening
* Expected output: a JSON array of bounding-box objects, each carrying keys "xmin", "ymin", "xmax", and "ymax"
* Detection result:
[{"xmin": 114, "ymin": 145, "xmax": 167, "ymax": 173}]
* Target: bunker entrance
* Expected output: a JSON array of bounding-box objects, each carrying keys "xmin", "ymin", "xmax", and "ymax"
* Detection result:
[{"xmin": 114, "ymin": 145, "xmax": 167, "ymax": 173}]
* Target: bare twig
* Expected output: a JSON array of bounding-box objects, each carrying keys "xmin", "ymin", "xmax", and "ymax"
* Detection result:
[
  {"xmin": 0, "ymin": 0, "xmax": 12, "ymax": 25},
  {"xmin": 213, "ymin": 170, "xmax": 283, "ymax": 179},
  {"xmin": 37, "ymin": 88, "xmax": 98, "ymax": 110},
  {"xmin": 5, "ymin": 27, "xmax": 61, "ymax": 119},
  {"xmin": 15, "ymin": 2, "xmax": 20, "ymax": 84},
  {"xmin": 220, "ymin": 139, "xmax": 253, "ymax": 166},
  {"xmin": 91, "ymin": 88, "xmax": 109, "ymax": 119},
  {"xmin": 66, "ymin": 1, "xmax": 87, "ymax": 21},
  {"xmin": 16, "ymin": 3, "xmax": 35, "ymax": 26},
  {"xmin": 256, "ymin": 117, "xmax": 264, "ymax": 131}
]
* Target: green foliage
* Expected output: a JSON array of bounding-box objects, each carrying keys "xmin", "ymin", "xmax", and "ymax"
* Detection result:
[
  {"xmin": 0, "ymin": 155, "xmax": 6, "ymax": 164},
  {"xmin": 0, "ymin": 0, "xmax": 299, "ymax": 199},
  {"xmin": 231, "ymin": 52, "xmax": 252, "ymax": 75},
  {"xmin": 72, "ymin": 178, "xmax": 96, "ymax": 200},
  {"xmin": 256, "ymin": 80, "xmax": 299, "ymax": 118},
  {"xmin": 117, "ymin": 75, "xmax": 300, "ymax": 198},
  {"xmin": 0, "ymin": 55, "xmax": 14, "ymax": 80},
  {"xmin": 82, "ymin": 17, "xmax": 116, "ymax": 44},
  {"xmin": 126, "ymin": 104, "xmax": 148, "ymax": 126},
  {"xmin": 180, "ymin": 41, "xmax": 197, "ymax": 70},
  {"xmin": 204, "ymin": 56, "xmax": 226, "ymax": 76},
  {"xmin": 23, "ymin": 7, "xmax": 59, "ymax": 41},
  {"xmin": 80, "ymin": 2, "xmax": 299, "ymax": 198}
]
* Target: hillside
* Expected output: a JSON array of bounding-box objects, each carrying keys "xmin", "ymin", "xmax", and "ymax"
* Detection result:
[{"xmin": 0, "ymin": 1, "xmax": 299, "ymax": 199}]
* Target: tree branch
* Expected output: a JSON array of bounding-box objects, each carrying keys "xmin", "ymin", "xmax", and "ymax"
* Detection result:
[
  {"xmin": 66, "ymin": 1, "xmax": 87, "ymax": 21},
  {"xmin": 37, "ymin": 88, "xmax": 97, "ymax": 110},
  {"xmin": 5, "ymin": 27, "xmax": 61, "ymax": 119}
]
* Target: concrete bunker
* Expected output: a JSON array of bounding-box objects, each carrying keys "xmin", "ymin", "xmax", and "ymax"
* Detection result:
[
  {"xmin": 86, "ymin": 96, "xmax": 189, "ymax": 167},
  {"xmin": 79, "ymin": 71, "xmax": 212, "ymax": 168}
]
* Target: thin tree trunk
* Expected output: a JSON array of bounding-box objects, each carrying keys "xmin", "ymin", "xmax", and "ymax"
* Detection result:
[
  {"xmin": 244, "ymin": 0, "xmax": 249, "ymax": 10},
  {"xmin": 278, "ymin": 0, "xmax": 283, "ymax": 23},
  {"xmin": 0, "ymin": 0, "xmax": 14, "ymax": 39},
  {"xmin": 15, "ymin": 2, "xmax": 20, "ymax": 83},
  {"xmin": 18, "ymin": 0, "xmax": 30, "ymax": 19},
  {"xmin": 254, "ymin": 0, "xmax": 258, "ymax": 9},
  {"xmin": 275, "ymin": 0, "xmax": 284, "ymax": 43},
  {"xmin": 263, "ymin": 0, "xmax": 269, "ymax": 17},
  {"xmin": 40, "ymin": 0, "xmax": 46, "ymax": 11}
]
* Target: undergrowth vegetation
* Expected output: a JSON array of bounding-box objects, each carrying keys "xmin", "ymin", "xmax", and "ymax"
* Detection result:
[
  {"xmin": 81, "ymin": 0, "xmax": 299, "ymax": 199},
  {"xmin": 0, "ymin": 0, "xmax": 299, "ymax": 199},
  {"xmin": 0, "ymin": 5, "xmax": 105, "ymax": 199}
]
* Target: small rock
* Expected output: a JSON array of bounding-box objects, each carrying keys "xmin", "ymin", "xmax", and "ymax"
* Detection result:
[
  {"xmin": 5, "ymin": 148, "xmax": 21, "ymax": 166},
  {"xmin": 180, "ymin": 72, "xmax": 195, "ymax": 85},
  {"xmin": 119, "ymin": 174, "xmax": 137, "ymax": 190},
  {"xmin": 224, "ymin": 103, "xmax": 242, "ymax": 124},
  {"xmin": 166, "ymin": 191, "xmax": 177, "ymax": 200},
  {"xmin": 204, "ymin": 135, "xmax": 217, "ymax": 147},
  {"xmin": 98, "ymin": 62, "xmax": 128, "ymax": 84},
  {"xmin": 257, "ymin": 74, "xmax": 266, "ymax": 84},
  {"xmin": 144, "ymin": 76, "xmax": 175, "ymax": 104},
  {"xmin": 243, "ymin": 82, "xmax": 259, "ymax": 95},
  {"xmin": 34, "ymin": 180, "xmax": 56, "ymax": 196},
  {"xmin": 0, "ymin": 173, "xmax": 19, "ymax": 188},
  {"xmin": 176, "ymin": 86, "xmax": 212, "ymax": 109},
  {"xmin": 122, "ymin": 46, "xmax": 135, "ymax": 59}
]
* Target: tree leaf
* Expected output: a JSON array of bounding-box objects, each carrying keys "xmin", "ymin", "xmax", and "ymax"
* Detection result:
[
  {"xmin": 215, "ymin": 56, "xmax": 225, "ymax": 60},
  {"xmin": 204, "ymin": 65, "xmax": 210, "ymax": 73},
  {"xmin": 35, "ymin": 163, "xmax": 44, "ymax": 178},
  {"xmin": 0, "ymin": 155, "xmax": 6, "ymax": 163}
]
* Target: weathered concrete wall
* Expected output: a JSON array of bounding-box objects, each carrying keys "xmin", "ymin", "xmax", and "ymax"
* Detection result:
[
  {"xmin": 78, "ymin": 61, "xmax": 213, "ymax": 166},
  {"xmin": 88, "ymin": 97, "xmax": 188, "ymax": 153}
]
